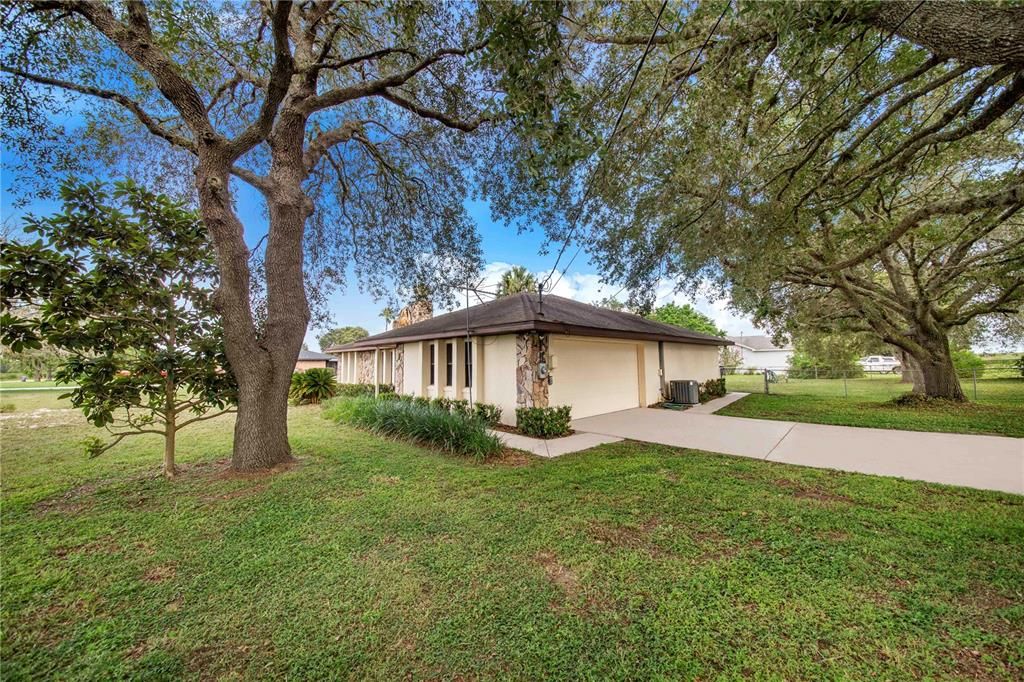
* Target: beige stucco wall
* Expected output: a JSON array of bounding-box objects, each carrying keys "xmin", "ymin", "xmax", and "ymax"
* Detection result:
[
  {"xmin": 662, "ymin": 342, "xmax": 721, "ymax": 384},
  {"xmin": 642, "ymin": 341, "xmax": 662, "ymax": 405},
  {"xmin": 294, "ymin": 359, "xmax": 333, "ymax": 373},
  {"xmin": 402, "ymin": 342, "xmax": 424, "ymax": 396},
  {"xmin": 480, "ymin": 334, "xmax": 518, "ymax": 425}
]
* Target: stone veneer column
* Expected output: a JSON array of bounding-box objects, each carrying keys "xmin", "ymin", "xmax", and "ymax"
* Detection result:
[
  {"xmin": 515, "ymin": 332, "xmax": 549, "ymax": 408},
  {"xmin": 393, "ymin": 346, "xmax": 404, "ymax": 393}
]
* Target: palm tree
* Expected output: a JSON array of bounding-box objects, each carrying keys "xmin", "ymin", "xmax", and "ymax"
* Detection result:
[
  {"xmin": 496, "ymin": 266, "xmax": 538, "ymax": 297},
  {"xmin": 380, "ymin": 306, "xmax": 396, "ymax": 330}
]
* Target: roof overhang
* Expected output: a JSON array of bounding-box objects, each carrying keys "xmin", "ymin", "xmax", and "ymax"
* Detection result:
[{"xmin": 331, "ymin": 322, "xmax": 731, "ymax": 350}]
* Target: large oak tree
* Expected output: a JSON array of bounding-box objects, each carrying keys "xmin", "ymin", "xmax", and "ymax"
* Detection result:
[
  {"xmin": 1, "ymin": 1, "xmax": 580, "ymax": 469},
  {"xmin": 539, "ymin": 0, "xmax": 1024, "ymax": 400}
]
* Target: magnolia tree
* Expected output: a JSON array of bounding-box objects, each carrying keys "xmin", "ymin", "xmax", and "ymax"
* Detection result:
[
  {"xmin": 1, "ymin": 1, "xmax": 584, "ymax": 470},
  {"xmin": 527, "ymin": 0, "xmax": 1024, "ymax": 401},
  {"xmin": 0, "ymin": 181, "xmax": 236, "ymax": 477}
]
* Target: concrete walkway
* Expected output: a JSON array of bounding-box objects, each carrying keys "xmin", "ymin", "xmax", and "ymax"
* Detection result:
[
  {"xmin": 570, "ymin": 395, "xmax": 1024, "ymax": 495},
  {"xmin": 490, "ymin": 429, "xmax": 622, "ymax": 459}
]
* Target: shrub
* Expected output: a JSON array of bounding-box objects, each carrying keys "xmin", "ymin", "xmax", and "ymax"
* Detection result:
[
  {"xmin": 788, "ymin": 351, "xmax": 864, "ymax": 379},
  {"xmin": 951, "ymin": 349, "xmax": 985, "ymax": 377},
  {"xmin": 698, "ymin": 378, "xmax": 726, "ymax": 402},
  {"xmin": 450, "ymin": 399, "xmax": 470, "ymax": 416},
  {"xmin": 336, "ymin": 383, "xmax": 394, "ymax": 397},
  {"xmin": 473, "ymin": 402, "xmax": 503, "ymax": 427},
  {"xmin": 323, "ymin": 395, "xmax": 502, "ymax": 459},
  {"xmin": 412, "ymin": 396, "xmax": 430, "ymax": 408},
  {"xmin": 290, "ymin": 368, "xmax": 338, "ymax": 405},
  {"xmin": 515, "ymin": 405, "xmax": 572, "ymax": 438},
  {"xmin": 1016, "ymin": 355, "xmax": 1024, "ymax": 377},
  {"xmin": 431, "ymin": 396, "xmax": 453, "ymax": 412}
]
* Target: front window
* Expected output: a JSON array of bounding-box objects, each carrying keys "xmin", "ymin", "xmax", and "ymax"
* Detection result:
[
  {"xmin": 445, "ymin": 343, "xmax": 454, "ymax": 386},
  {"xmin": 429, "ymin": 344, "xmax": 435, "ymax": 385},
  {"xmin": 464, "ymin": 340, "xmax": 473, "ymax": 388}
]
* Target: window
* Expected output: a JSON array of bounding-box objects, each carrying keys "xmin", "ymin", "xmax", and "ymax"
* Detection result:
[
  {"xmin": 464, "ymin": 340, "xmax": 473, "ymax": 388},
  {"xmin": 429, "ymin": 344, "xmax": 435, "ymax": 385},
  {"xmin": 445, "ymin": 342, "xmax": 454, "ymax": 386}
]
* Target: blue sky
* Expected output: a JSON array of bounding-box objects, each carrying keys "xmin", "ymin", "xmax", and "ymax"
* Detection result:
[
  {"xmin": 230, "ymin": 181, "xmax": 762, "ymax": 349},
  {"xmin": 2, "ymin": 158, "xmax": 762, "ymax": 351}
]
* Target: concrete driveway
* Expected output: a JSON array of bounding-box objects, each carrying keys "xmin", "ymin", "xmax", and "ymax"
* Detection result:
[{"xmin": 570, "ymin": 396, "xmax": 1024, "ymax": 495}]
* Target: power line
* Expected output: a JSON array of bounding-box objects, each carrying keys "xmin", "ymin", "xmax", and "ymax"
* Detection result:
[
  {"xmin": 541, "ymin": 0, "xmax": 669, "ymax": 292},
  {"xmin": 548, "ymin": 2, "xmax": 733, "ymax": 294},
  {"xmin": 751, "ymin": 0, "xmax": 926, "ymax": 178}
]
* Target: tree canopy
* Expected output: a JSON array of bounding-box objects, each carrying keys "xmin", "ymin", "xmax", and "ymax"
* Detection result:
[
  {"xmin": 527, "ymin": 1, "xmax": 1024, "ymax": 400},
  {"xmin": 318, "ymin": 326, "xmax": 369, "ymax": 350},
  {"xmin": 646, "ymin": 302, "xmax": 724, "ymax": 337}
]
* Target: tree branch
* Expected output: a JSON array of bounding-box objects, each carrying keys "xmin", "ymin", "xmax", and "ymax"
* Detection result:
[
  {"xmin": 303, "ymin": 40, "xmax": 488, "ymax": 112},
  {"xmin": 814, "ymin": 179, "xmax": 1024, "ymax": 274},
  {"xmin": 228, "ymin": 0, "xmax": 296, "ymax": 157},
  {"xmin": 380, "ymin": 90, "xmax": 485, "ymax": 131},
  {"xmin": 0, "ymin": 65, "xmax": 195, "ymax": 151}
]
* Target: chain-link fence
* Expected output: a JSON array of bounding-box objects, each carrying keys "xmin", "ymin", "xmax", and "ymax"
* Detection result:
[{"xmin": 721, "ymin": 363, "xmax": 1023, "ymax": 401}]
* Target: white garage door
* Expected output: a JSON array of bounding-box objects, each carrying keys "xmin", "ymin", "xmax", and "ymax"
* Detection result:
[{"xmin": 548, "ymin": 337, "xmax": 640, "ymax": 419}]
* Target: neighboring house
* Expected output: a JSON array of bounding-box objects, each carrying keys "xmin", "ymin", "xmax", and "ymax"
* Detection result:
[
  {"xmin": 295, "ymin": 349, "xmax": 339, "ymax": 373},
  {"xmin": 327, "ymin": 292, "xmax": 730, "ymax": 426},
  {"xmin": 725, "ymin": 335, "xmax": 794, "ymax": 370}
]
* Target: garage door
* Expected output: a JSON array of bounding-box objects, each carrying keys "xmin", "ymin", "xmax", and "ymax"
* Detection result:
[{"xmin": 548, "ymin": 337, "xmax": 640, "ymax": 419}]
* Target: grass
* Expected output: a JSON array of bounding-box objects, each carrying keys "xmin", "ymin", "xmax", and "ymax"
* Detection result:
[
  {"xmin": 0, "ymin": 380, "xmax": 69, "ymax": 389},
  {"xmin": 721, "ymin": 375, "xmax": 1024, "ymax": 437},
  {"xmin": 2, "ymin": 404, "xmax": 1022, "ymax": 680},
  {"xmin": 0, "ymin": 387, "xmax": 73, "ymax": 413}
]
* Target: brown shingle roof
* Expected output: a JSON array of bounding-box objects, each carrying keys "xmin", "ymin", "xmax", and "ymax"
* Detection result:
[{"xmin": 327, "ymin": 293, "xmax": 731, "ymax": 351}]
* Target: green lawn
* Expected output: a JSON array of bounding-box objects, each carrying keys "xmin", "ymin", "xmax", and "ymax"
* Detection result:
[
  {"xmin": 2, "ymin": 405, "xmax": 1022, "ymax": 680},
  {"xmin": 721, "ymin": 375, "xmax": 1024, "ymax": 437},
  {"xmin": 0, "ymin": 380, "xmax": 68, "ymax": 389}
]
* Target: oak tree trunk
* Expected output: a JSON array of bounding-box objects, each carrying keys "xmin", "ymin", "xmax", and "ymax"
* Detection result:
[
  {"xmin": 897, "ymin": 349, "xmax": 917, "ymax": 385},
  {"xmin": 231, "ymin": 362, "xmax": 295, "ymax": 471},
  {"xmin": 906, "ymin": 330, "xmax": 965, "ymax": 401},
  {"xmin": 195, "ymin": 152, "xmax": 304, "ymax": 472}
]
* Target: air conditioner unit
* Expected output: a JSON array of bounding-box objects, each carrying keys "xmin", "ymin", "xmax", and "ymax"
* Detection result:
[{"xmin": 669, "ymin": 379, "xmax": 700, "ymax": 405}]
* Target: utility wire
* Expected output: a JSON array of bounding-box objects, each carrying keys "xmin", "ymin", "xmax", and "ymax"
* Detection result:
[
  {"xmin": 547, "ymin": 1, "xmax": 732, "ymax": 295},
  {"xmin": 541, "ymin": 0, "xmax": 669, "ymax": 293},
  {"xmin": 750, "ymin": 0, "xmax": 926, "ymax": 177}
]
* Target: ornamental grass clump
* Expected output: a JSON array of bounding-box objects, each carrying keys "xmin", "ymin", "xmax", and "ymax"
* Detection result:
[{"xmin": 323, "ymin": 395, "xmax": 502, "ymax": 460}]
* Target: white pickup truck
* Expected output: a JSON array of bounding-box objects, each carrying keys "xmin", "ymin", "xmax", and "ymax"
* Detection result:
[{"xmin": 858, "ymin": 355, "xmax": 902, "ymax": 373}]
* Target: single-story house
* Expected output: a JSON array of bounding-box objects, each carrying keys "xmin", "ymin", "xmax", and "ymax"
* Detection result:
[
  {"xmin": 326, "ymin": 292, "xmax": 730, "ymax": 426},
  {"xmin": 725, "ymin": 335, "xmax": 793, "ymax": 370},
  {"xmin": 295, "ymin": 349, "xmax": 339, "ymax": 373}
]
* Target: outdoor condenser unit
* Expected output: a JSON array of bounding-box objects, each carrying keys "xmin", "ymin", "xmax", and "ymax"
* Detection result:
[{"xmin": 669, "ymin": 379, "xmax": 700, "ymax": 405}]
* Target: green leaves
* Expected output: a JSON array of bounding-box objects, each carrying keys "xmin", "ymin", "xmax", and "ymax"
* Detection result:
[
  {"xmin": 290, "ymin": 369, "xmax": 339, "ymax": 406},
  {"xmin": 1, "ymin": 180, "xmax": 237, "ymax": 455},
  {"xmin": 647, "ymin": 303, "xmax": 725, "ymax": 337}
]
